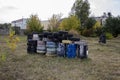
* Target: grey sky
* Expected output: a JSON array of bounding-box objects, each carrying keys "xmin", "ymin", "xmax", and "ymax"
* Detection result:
[
  {"xmin": 0, "ymin": 0, "xmax": 120, "ymax": 23},
  {"xmin": 89, "ymin": 0, "xmax": 120, "ymax": 16}
]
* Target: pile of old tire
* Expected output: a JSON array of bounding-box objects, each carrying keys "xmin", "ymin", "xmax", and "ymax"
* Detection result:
[
  {"xmin": 46, "ymin": 41, "xmax": 57, "ymax": 56},
  {"xmin": 26, "ymin": 31, "xmax": 88, "ymax": 59},
  {"xmin": 37, "ymin": 41, "xmax": 46, "ymax": 54},
  {"xmin": 27, "ymin": 40, "xmax": 37, "ymax": 53},
  {"xmin": 75, "ymin": 41, "xmax": 88, "ymax": 59},
  {"xmin": 27, "ymin": 33, "xmax": 37, "ymax": 54}
]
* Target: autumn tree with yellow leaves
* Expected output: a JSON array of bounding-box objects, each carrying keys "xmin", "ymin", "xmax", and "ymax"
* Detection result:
[
  {"xmin": 59, "ymin": 15, "xmax": 80, "ymax": 32},
  {"xmin": 6, "ymin": 28, "xmax": 20, "ymax": 51}
]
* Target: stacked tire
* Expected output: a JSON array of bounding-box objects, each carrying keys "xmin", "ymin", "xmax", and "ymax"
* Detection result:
[
  {"xmin": 75, "ymin": 41, "xmax": 88, "ymax": 59},
  {"xmin": 43, "ymin": 32, "xmax": 52, "ymax": 41},
  {"xmin": 38, "ymin": 34, "xmax": 44, "ymax": 41},
  {"xmin": 26, "ymin": 31, "xmax": 88, "ymax": 59},
  {"xmin": 58, "ymin": 31, "xmax": 68, "ymax": 42},
  {"xmin": 27, "ymin": 40, "xmax": 37, "ymax": 53},
  {"xmin": 27, "ymin": 34, "xmax": 33, "ymax": 40},
  {"xmin": 52, "ymin": 32, "xmax": 60, "ymax": 43},
  {"xmin": 46, "ymin": 41, "xmax": 57, "ymax": 56},
  {"xmin": 37, "ymin": 41, "xmax": 46, "ymax": 54},
  {"xmin": 68, "ymin": 37, "xmax": 80, "ymax": 42}
]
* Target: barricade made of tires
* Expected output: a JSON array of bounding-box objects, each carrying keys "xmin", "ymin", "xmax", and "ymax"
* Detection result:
[{"xmin": 27, "ymin": 31, "xmax": 88, "ymax": 59}]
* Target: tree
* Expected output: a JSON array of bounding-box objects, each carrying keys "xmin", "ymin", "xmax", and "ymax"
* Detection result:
[
  {"xmin": 48, "ymin": 14, "xmax": 62, "ymax": 32},
  {"xmin": 0, "ymin": 23, "xmax": 11, "ymax": 35},
  {"xmin": 93, "ymin": 21, "xmax": 103, "ymax": 36},
  {"xmin": 105, "ymin": 16, "xmax": 120, "ymax": 37},
  {"xmin": 108, "ymin": 12, "xmax": 112, "ymax": 17},
  {"xmin": 93, "ymin": 21, "xmax": 102, "ymax": 29},
  {"xmin": 0, "ymin": 23, "xmax": 11, "ymax": 29},
  {"xmin": 6, "ymin": 28, "xmax": 20, "ymax": 51},
  {"xmin": 78, "ymin": 17, "xmax": 96, "ymax": 37},
  {"xmin": 86, "ymin": 17, "xmax": 96, "ymax": 29},
  {"xmin": 59, "ymin": 15, "xmax": 80, "ymax": 31},
  {"xmin": 71, "ymin": 0, "xmax": 90, "ymax": 28},
  {"xmin": 27, "ymin": 14, "xmax": 43, "ymax": 33}
]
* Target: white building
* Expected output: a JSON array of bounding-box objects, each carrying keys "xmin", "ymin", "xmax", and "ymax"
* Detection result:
[
  {"xmin": 11, "ymin": 18, "xmax": 49, "ymax": 30},
  {"xmin": 11, "ymin": 18, "xmax": 27, "ymax": 29},
  {"xmin": 94, "ymin": 13, "xmax": 108, "ymax": 26},
  {"xmin": 41, "ymin": 20, "xmax": 49, "ymax": 30}
]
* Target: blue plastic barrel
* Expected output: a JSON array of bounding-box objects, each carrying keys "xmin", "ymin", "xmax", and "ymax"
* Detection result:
[{"xmin": 66, "ymin": 43, "xmax": 76, "ymax": 58}]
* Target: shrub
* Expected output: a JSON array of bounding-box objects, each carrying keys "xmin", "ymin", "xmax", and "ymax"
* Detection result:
[
  {"xmin": 69, "ymin": 29, "xmax": 80, "ymax": 37},
  {"xmin": 82, "ymin": 28, "xmax": 94, "ymax": 37},
  {"xmin": 6, "ymin": 28, "xmax": 20, "ymax": 51},
  {"xmin": 106, "ymin": 32, "xmax": 113, "ymax": 39},
  {"xmin": 59, "ymin": 15, "xmax": 80, "ymax": 31},
  {"xmin": 94, "ymin": 27, "xmax": 103, "ymax": 36}
]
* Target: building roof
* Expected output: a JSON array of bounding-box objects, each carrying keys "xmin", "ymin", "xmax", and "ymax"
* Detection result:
[{"xmin": 12, "ymin": 18, "xmax": 27, "ymax": 23}]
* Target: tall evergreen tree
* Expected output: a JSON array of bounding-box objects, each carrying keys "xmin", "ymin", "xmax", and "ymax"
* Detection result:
[
  {"xmin": 105, "ymin": 16, "xmax": 120, "ymax": 37},
  {"xmin": 71, "ymin": 0, "xmax": 90, "ymax": 28}
]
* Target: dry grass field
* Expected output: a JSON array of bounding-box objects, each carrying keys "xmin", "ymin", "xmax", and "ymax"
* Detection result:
[{"xmin": 0, "ymin": 35, "xmax": 120, "ymax": 80}]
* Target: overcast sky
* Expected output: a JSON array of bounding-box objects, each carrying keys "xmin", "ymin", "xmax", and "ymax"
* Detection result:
[{"xmin": 0, "ymin": 0, "xmax": 120, "ymax": 23}]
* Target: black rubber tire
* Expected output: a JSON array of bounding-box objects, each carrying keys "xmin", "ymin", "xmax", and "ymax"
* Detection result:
[
  {"xmin": 32, "ymin": 32, "xmax": 39, "ymax": 34},
  {"xmin": 68, "ymin": 37, "xmax": 80, "ymax": 41},
  {"xmin": 58, "ymin": 37, "xmax": 64, "ymax": 42},
  {"xmin": 53, "ymin": 32, "xmax": 59, "ymax": 38},
  {"xmin": 47, "ymin": 35, "xmax": 54, "ymax": 41},
  {"xmin": 59, "ymin": 31, "xmax": 68, "ymax": 34},
  {"xmin": 39, "ymin": 34, "xmax": 43, "ymax": 37},
  {"xmin": 27, "ymin": 47, "xmax": 37, "ymax": 53},
  {"xmin": 43, "ymin": 32, "xmax": 52, "ymax": 37},
  {"xmin": 43, "ymin": 32, "xmax": 48, "ymax": 37},
  {"xmin": 38, "ymin": 34, "xmax": 43, "ymax": 40},
  {"xmin": 27, "ymin": 34, "xmax": 33, "ymax": 40},
  {"xmin": 62, "ymin": 36, "xmax": 67, "ymax": 40},
  {"xmin": 67, "ymin": 34, "xmax": 73, "ymax": 38},
  {"xmin": 53, "ymin": 38, "xmax": 59, "ymax": 43},
  {"xmin": 27, "ymin": 40, "xmax": 37, "ymax": 46}
]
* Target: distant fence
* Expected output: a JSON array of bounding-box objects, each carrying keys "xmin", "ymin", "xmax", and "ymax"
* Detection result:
[
  {"xmin": 0, "ymin": 27, "xmax": 9, "ymax": 35},
  {"xmin": 0, "ymin": 26, "xmax": 25, "ymax": 35},
  {"xmin": 12, "ymin": 27, "xmax": 26, "ymax": 35}
]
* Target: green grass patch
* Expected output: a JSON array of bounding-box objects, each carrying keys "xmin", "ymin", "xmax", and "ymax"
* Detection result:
[{"xmin": 0, "ymin": 35, "xmax": 120, "ymax": 80}]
